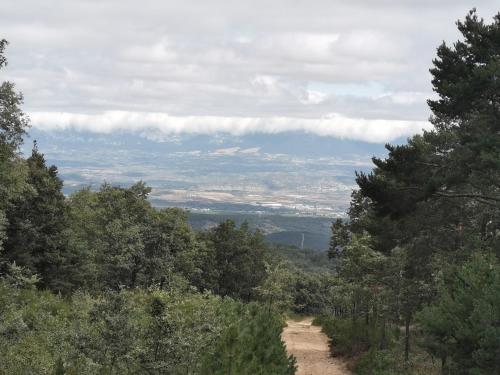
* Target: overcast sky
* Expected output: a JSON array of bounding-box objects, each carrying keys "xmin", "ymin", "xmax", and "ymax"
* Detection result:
[{"xmin": 1, "ymin": 1, "xmax": 498, "ymax": 143}]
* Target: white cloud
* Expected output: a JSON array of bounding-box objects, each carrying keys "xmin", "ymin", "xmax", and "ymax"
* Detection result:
[
  {"xmin": 122, "ymin": 39, "xmax": 178, "ymax": 63},
  {"xmin": 382, "ymin": 91, "xmax": 436, "ymax": 105},
  {"xmin": 29, "ymin": 111, "xmax": 431, "ymax": 143},
  {"xmin": 240, "ymin": 147, "xmax": 261, "ymax": 155},
  {"xmin": 300, "ymin": 90, "xmax": 327, "ymax": 105},
  {"xmin": 1, "ymin": 0, "xmax": 498, "ymax": 143},
  {"xmin": 211, "ymin": 147, "xmax": 241, "ymax": 156},
  {"xmin": 257, "ymin": 33, "xmax": 340, "ymax": 62}
]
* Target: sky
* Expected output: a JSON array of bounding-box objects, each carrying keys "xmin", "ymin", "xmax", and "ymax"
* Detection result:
[{"xmin": 2, "ymin": 1, "xmax": 498, "ymax": 144}]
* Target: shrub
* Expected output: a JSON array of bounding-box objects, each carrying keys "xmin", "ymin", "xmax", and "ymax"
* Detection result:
[
  {"xmin": 353, "ymin": 349, "xmax": 399, "ymax": 375},
  {"xmin": 201, "ymin": 303, "xmax": 296, "ymax": 375},
  {"xmin": 313, "ymin": 315, "xmax": 389, "ymax": 357}
]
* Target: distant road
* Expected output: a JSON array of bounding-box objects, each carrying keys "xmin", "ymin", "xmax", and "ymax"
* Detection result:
[{"xmin": 282, "ymin": 317, "xmax": 351, "ymax": 375}]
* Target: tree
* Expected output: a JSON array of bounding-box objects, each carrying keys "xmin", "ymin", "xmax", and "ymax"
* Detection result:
[
  {"xmin": 66, "ymin": 182, "xmax": 201, "ymax": 291},
  {"xmin": 0, "ymin": 40, "xmax": 29, "ymax": 157},
  {"xmin": 0, "ymin": 39, "xmax": 29, "ymax": 220},
  {"xmin": 0, "ymin": 39, "xmax": 7, "ymax": 68},
  {"xmin": 201, "ymin": 304, "xmax": 296, "ymax": 375},
  {"xmin": 328, "ymin": 218, "xmax": 350, "ymax": 259},
  {"xmin": 357, "ymin": 10, "xmax": 500, "ymax": 219},
  {"xmin": 418, "ymin": 253, "xmax": 500, "ymax": 374},
  {"xmin": 3, "ymin": 143, "xmax": 68, "ymax": 290},
  {"xmin": 255, "ymin": 262, "xmax": 295, "ymax": 313},
  {"xmin": 344, "ymin": 10, "xmax": 500, "ymax": 365},
  {"xmin": 0, "ymin": 211, "xmax": 6, "ymax": 253},
  {"xmin": 205, "ymin": 220, "xmax": 267, "ymax": 300},
  {"xmin": 83, "ymin": 291, "xmax": 139, "ymax": 373}
]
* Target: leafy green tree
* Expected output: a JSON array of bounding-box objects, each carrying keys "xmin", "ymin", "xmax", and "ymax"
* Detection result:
[
  {"xmin": 205, "ymin": 220, "xmax": 267, "ymax": 300},
  {"xmin": 66, "ymin": 182, "xmax": 202, "ymax": 291},
  {"xmin": 136, "ymin": 290, "xmax": 240, "ymax": 374},
  {"xmin": 0, "ymin": 278, "xmax": 254, "ymax": 375},
  {"xmin": 255, "ymin": 262, "xmax": 295, "ymax": 313},
  {"xmin": 173, "ymin": 235, "xmax": 219, "ymax": 292},
  {"xmin": 291, "ymin": 270, "xmax": 336, "ymax": 315},
  {"xmin": 83, "ymin": 291, "xmax": 139, "ymax": 373}
]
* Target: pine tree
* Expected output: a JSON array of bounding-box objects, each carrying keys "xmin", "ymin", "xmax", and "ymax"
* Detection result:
[
  {"xmin": 0, "ymin": 39, "xmax": 30, "ymax": 249},
  {"xmin": 4, "ymin": 143, "xmax": 68, "ymax": 290},
  {"xmin": 328, "ymin": 218, "xmax": 350, "ymax": 259},
  {"xmin": 201, "ymin": 304, "xmax": 296, "ymax": 375},
  {"xmin": 418, "ymin": 254, "xmax": 500, "ymax": 374}
]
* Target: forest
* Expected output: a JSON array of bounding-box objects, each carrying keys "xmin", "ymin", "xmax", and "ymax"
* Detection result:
[{"xmin": 1, "ymin": 9, "xmax": 499, "ymax": 375}]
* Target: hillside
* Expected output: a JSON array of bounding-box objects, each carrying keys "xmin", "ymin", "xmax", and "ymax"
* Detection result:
[{"xmin": 188, "ymin": 211, "xmax": 334, "ymax": 250}]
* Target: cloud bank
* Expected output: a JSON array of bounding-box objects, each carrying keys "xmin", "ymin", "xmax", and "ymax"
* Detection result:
[{"xmin": 30, "ymin": 111, "xmax": 430, "ymax": 143}]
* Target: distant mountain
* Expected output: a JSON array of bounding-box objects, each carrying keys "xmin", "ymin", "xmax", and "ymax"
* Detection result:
[
  {"xmin": 188, "ymin": 211, "xmax": 334, "ymax": 250},
  {"xmin": 265, "ymin": 231, "xmax": 331, "ymax": 251}
]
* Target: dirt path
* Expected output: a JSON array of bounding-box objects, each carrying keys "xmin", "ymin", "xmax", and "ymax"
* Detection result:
[{"xmin": 282, "ymin": 317, "xmax": 351, "ymax": 375}]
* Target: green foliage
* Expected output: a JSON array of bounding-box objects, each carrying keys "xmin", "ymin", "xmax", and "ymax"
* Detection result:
[
  {"xmin": 3, "ymin": 145, "xmax": 68, "ymax": 291},
  {"xmin": 0, "ymin": 39, "xmax": 7, "ymax": 68},
  {"xmin": 353, "ymin": 350, "xmax": 398, "ymax": 375},
  {"xmin": 272, "ymin": 245, "xmax": 334, "ymax": 273},
  {"xmin": 314, "ymin": 315, "xmax": 441, "ymax": 375},
  {"xmin": 0, "ymin": 210, "xmax": 6, "ymax": 253},
  {"xmin": 189, "ymin": 212, "xmax": 332, "ymax": 251},
  {"xmin": 201, "ymin": 303, "xmax": 296, "ymax": 375},
  {"xmin": 418, "ymin": 253, "xmax": 500, "ymax": 374},
  {"xmin": 1, "ymin": 262, "xmax": 40, "ymax": 289},
  {"xmin": 0, "ymin": 40, "xmax": 29, "ymax": 211},
  {"xmin": 323, "ymin": 10, "xmax": 500, "ymax": 374},
  {"xmin": 0, "ymin": 80, "xmax": 28, "ymax": 155},
  {"xmin": 0, "ymin": 39, "xmax": 300, "ymax": 375},
  {"xmin": 258, "ymin": 246, "xmax": 337, "ymax": 315},
  {"xmin": 0, "ymin": 278, "xmax": 296, "ymax": 374},
  {"xmin": 328, "ymin": 218, "xmax": 350, "ymax": 259},
  {"xmin": 204, "ymin": 220, "xmax": 267, "ymax": 300},
  {"xmin": 0, "ymin": 280, "xmax": 249, "ymax": 375},
  {"xmin": 255, "ymin": 262, "xmax": 295, "ymax": 313},
  {"xmin": 66, "ymin": 183, "xmax": 200, "ymax": 291},
  {"xmin": 173, "ymin": 232, "xmax": 219, "ymax": 293},
  {"xmin": 291, "ymin": 270, "xmax": 336, "ymax": 314},
  {"xmin": 313, "ymin": 315, "xmax": 391, "ymax": 357}
]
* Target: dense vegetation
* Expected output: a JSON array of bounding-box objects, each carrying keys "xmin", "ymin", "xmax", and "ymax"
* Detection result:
[
  {"xmin": 313, "ymin": 10, "xmax": 500, "ymax": 375},
  {"xmin": 0, "ymin": 38, "xmax": 299, "ymax": 374}
]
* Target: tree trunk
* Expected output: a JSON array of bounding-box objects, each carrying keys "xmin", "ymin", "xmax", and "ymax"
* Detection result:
[
  {"xmin": 441, "ymin": 356, "xmax": 447, "ymax": 375},
  {"xmin": 380, "ymin": 319, "xmax": 387, "ymax": 350},
  {"xmin": 404, "ymin": 315, "xmax": 411, "ymax": 364}
]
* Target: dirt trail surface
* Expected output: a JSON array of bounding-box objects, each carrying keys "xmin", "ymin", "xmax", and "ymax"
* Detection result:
[{"xmin": 282, "ymin": 317, "xmax": 351, "ymax": 375}]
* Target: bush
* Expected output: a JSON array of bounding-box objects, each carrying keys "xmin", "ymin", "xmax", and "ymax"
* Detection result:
[
  {"xmin": 201, "ymin": 303, "xmax": 296, "ymax": 375},
  {"xmin": 313, "ymin": 315, "xmax": 388, "ymax": 357},
  {"xmin": 417, "ymin": 253, "xmax": 500, "ymax": 375},
  {"xmin": 353, "ymin": 349, "xmax": 399, "ymax": 375},
  {"xmin": 0, "ymin": 281, "xmax": 244, "ymax": 374}
]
